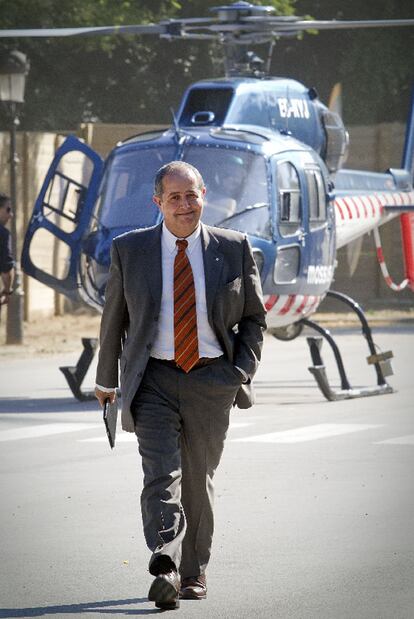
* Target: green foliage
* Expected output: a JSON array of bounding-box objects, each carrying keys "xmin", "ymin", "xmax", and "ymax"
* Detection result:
[
  {"xmin": 288, "ymin": 0, "xmax": 414, "ymax": 124},
  {"xmin": 0, "ymin": 0, "xmax": 412, "ymax": 130},
  {"xmin": 0, "ymin": 0, "xmax": 299, "ymax": 129}
]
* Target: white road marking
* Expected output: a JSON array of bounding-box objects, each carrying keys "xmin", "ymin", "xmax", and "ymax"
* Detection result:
[
  {"xmin": 80, "ymin": 421, "xmax": 254, "ymax": 443},
  {"xmin": 82, "ymin": 433, "xmax": 135, "ymax": 443},
  {"xmin": 1, "ymin": 421, "xmax": 393, "ymax": 446},
  {"xmin": 232, "ymin": 423, "xmax": 383, "ymax": 444},
  {"xmin": 0, "ymin": 423, "xmax": 101, "ymax": 442},
  {"xmin": 375, "ymin": 434, "xmax": 414, "ymax": 445}
]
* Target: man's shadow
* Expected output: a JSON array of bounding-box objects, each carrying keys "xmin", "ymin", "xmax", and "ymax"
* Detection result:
[{"xmin": 0, "ymin": 597, "xmax": 161, "ymax": 617}]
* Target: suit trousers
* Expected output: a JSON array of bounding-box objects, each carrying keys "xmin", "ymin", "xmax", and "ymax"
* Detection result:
[{"xmin": 131, "ymin": 355, "xmax": 242, "ymax": 578}]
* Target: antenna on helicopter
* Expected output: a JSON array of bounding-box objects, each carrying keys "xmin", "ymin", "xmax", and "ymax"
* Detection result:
[
  {"xmin": 170, "ymin": 106, "xmax": 184, "ymax": 143},
  {"xmin": 170, "ymin": 107, "xmax": 180, "ymax": 134},
  {"xmin": 170, "ymin": 107, "xmax": 193, "ymax": 143}
]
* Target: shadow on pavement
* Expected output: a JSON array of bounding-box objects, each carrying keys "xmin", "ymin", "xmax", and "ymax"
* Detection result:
[
  {"xmin": 0, "ymin": 398, "xmax": 98, "ymax": 414},
  {"xmin": 0, "ymin": 597, "xmax": 160, "ymax": 617}
]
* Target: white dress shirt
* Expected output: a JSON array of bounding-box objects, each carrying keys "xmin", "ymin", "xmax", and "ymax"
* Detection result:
[
  {"xmin": 151, "ymin": 223, "xmax": 223, "ymax": 359},
  {"xmin": 96, "ymin": 223, "xmax": 223, "ymax": 393}
]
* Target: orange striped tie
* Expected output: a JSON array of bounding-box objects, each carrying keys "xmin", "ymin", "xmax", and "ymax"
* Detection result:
[{"xmin": 174, "ymin": 239, "xmax": 199, "ymax": 372}]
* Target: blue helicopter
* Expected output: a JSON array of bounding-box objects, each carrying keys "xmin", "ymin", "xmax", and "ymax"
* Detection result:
[{"xmin": 2, "ymin": 2, "xmax": 414, "ymax": 401}]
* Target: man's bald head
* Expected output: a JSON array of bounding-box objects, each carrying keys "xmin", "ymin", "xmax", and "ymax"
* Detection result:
[{"xmin": 154, "ymin": 161, "xmax": 204, "ymax": 198}]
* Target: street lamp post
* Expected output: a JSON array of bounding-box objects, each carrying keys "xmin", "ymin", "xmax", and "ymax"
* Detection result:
[{"xmin": 0, "ymin": 50, "xmax": 30, "ymax": 344}]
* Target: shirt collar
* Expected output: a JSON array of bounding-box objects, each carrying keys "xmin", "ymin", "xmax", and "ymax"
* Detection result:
[{"xmin": 162, "ymin": 223, "xmax": 201, "ymax": 255}]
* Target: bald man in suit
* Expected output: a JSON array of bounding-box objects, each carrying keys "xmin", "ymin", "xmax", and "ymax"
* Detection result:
[{"xmin": 95, "ymin": 161, "xmax": 266, "ymax": 610}]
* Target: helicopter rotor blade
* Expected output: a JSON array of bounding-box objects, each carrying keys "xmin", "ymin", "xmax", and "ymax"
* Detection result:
[
  {"xmin": 242, "ymin": 17, "xmax": 414, "ymax": 33},
  {"xmin": 0, "ymin": 16, "xmax": 413, "ymax": 40},
  {"xmin": 183, "ymin": 16, "xmax": 414, "ymax": 37},
  {"xmin": 0, "ymin": 24, "xmax": 166, "ymax": 38},
  {"xmin": 328, "ymin": 83, "xmax": 342, "ymax": 116}
]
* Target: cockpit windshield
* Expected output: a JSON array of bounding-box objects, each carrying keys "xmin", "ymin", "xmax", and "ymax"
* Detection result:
[
  {"xmin": 98, "ymin": 146, "xmax": 175, "ymax": 228},
  {"xmin": 98, "ymin": 143, "xmax": 270, "ymax": 239}
]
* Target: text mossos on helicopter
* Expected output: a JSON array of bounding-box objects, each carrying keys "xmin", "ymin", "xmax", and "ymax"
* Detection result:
[{"xmin": 307, "ymin": 264, "xmax": 334, "ymax": 284}]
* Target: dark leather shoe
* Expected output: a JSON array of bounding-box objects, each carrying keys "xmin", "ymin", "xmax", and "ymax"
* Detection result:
[
  {"xmin": 180, "ymin": 574, "xmax": 207, "ymax": 600},
  {"xmin": 148, "ymin": 570, "xmax": 180, "ymax": 610}
]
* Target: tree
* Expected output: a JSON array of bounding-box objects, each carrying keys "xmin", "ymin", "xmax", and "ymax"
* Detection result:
[
  {"xmin": 0, "ymin": 0, "xmax": 297, "ymax": 130},
  {"xmin": 1, "ymin": 0, "xmax": 412, "ymax": 129},
  {"xmin": 280, "ymin": 0, "xmax": 414, "ymax": 124}
]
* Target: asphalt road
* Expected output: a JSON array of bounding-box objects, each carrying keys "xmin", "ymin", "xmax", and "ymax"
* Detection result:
[{"xmin": 0, "ymin": 326, "xmax": 413, "ymax": 619}]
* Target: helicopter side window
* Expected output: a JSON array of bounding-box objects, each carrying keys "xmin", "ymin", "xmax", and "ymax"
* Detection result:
[
  {"xmin": 179, "ymin": 88, "xmax": 234, "ymax": 126},
  {"xmin": 276, "ymin": 161, "xmax": 301, "ymax": 236},
  {"xmin": 226, "ymin": 91, "xmax": 270, "ymax": 128},
  {"xmin": 305, "ymin": 167, "xmax": 327, "ymax": 227},
  {"xmin": 185, "ymin": 146, "xmax": 271, "ymax": 239}
]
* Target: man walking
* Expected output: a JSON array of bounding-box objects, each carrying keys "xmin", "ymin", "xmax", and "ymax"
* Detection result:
[{"xmin": 95, "ymin": 161, "xmax": 266, "ymax": 610}]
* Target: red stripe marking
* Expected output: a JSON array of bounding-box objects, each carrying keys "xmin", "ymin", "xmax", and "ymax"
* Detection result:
[
  {"xmin": 366, "ymin": 195, "xmax": 377, "ymax": 217},
  {"xmin": 360, "ymin": 197, "xmax": 368, "ymax": 218},
  {"xmin": 377, "ymin": 194, "xmax": 385, "ymax": 215},
  {"xmin": 343, "ymin": 198, "xmax": 353, "ymax": 219},
  {"xmin": 385, "ymin": 276, "xmax": 393, "ymax": 286},
  {"xmin": 295, "ymin": 296, "xmax": 308, "ymax": 314},
  {"xmin": 335, "ymin": 200, "xmax": 345, "ymax": 220},
  {"xmin": 279, "ymin": 295, "xmax": 295, "ymax": 315},
  {"xmin": 344, "ymin": 196, "xmax": 359, "ymax": 219},
  {"xmin": 376, "ymin": 247, "xmax": 384, "ymax": 263},
  {"xmin": 265, "ymin": 295, "xmax": 278, "ymax": 311}
]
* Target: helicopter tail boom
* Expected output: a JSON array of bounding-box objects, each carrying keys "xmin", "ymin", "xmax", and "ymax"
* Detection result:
[
  {"xmin": 333, "ymin": 184, "xmax": 414, "ymax": 249},
  {"xmin": 333, "ymin": 162, "xmax": 414, "ymax": 291}
]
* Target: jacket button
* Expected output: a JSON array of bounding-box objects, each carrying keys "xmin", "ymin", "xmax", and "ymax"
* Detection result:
[
  {"xmin": 147, "ymin": 343, "xmax": 152, "ymax": 350},
  {"xmin": 138, "ymin": 371, "xmax": 143, "ymax": 378},
  {"xmin": 154, "ymin": 316, "xmax": 159, "ymax": 322}
]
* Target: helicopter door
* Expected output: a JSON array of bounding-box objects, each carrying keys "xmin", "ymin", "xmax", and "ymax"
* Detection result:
[
  {"xmin": 22, "ymin": 135, "xmax": 103, "ymax": 299},
  {"xmin": 303, "ymin": 163, "xmax": 335, "ymax": 291},
  {"xmin": 272, "ymin": 157, "xmax": 308, "ymax": 291}
]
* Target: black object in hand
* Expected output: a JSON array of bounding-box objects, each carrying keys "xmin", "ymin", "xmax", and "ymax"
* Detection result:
[{"xmin": 103, "ymin": 397, "xmax": 118, "ymax": 449}]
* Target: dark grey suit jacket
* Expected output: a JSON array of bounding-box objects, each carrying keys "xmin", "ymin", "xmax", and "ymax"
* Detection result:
[{"xmin": 96, "ymin": 222, "xmax": 267, "ymax": 432}]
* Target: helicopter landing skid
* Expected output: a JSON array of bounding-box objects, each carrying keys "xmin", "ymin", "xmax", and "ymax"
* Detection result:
[
  {"xmin": 300, "ymin": 290, "xmax": 394, "ymax": 401},
  {"xmin": 59, "ymin": 337, "xmax": 98, "ymax": 401}
]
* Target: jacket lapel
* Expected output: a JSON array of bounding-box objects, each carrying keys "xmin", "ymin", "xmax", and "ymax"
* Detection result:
[
  {"xmin": 141, "ymin": 223, "xmax": 162, "ymax": 309},
  {"xmin": 201, "ymin": 224, "xmax": 223, "ymax": 323}
]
